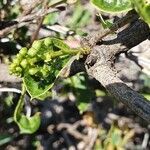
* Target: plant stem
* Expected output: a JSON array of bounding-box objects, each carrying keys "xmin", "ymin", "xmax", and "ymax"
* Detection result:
[{"xmin": 14, "ymin": 84, "xmax": 26, "ymax": 122}]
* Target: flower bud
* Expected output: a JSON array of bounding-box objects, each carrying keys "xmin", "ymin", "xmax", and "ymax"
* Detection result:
[
  {"xmin": 32, "ymin": 40, "xmax": 43, "ymax": 50},
  {"xmin": 44, "ymin": 37, "xmax": 52, "ymax": 47},
  {"xmin": 29, "ymin": 57, "xmax": 38, "ymax": 66},
  {"xmin": 9, "ymin": 63, "xmax": 16, "ymax": 74},
  {"xmin": 29, "ymin": 68, "xmax": 38, "ymax": 75},
  {"xmin": 20, "ymin": 59, "xmax": 28, "ymax": 68},
  {"xmin": 28, "ymin": 47, "xmax": 38, "ymax": 57},
  {"xmin": 20, "ymin": 47, "xmax": 27, "ymax": 56},
  {"xmin": 13, "ymin": 58, "xmax": 20, "ymax": 65},
  {"xmin": 41, "ymin": 68, "xmax": 49, "ymax": 77},
  {"xmin": 16, "ymin": 67, "xmax": 22, "ymax": 73},
  {"xmin": 16, "ymin": 53, "xmax": 23, "ymax": 61},
  {"xmin": 44, "ymin": 52, "xmax": 51, "ymax": 62}
]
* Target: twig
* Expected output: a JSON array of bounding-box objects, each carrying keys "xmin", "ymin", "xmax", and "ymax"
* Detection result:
[
  {"xmin": 47, "ymin": 102, "xmax": 75, "ymax": 148},
  {"xmin": 49, "ymin": 0, "xmax": 67, "ymax": 8},
  {"xmin": 31, "ymin": 17, "xmax": 45, "ymax": 43},
  {"xmin": 142, "ymin": 133, "xmax": 149, "ymax": 149},
  {"xmin": 20, "ymin": 0, "xmax": 43, "ymax": 16},
  {"xmin": 16, "ymin": 8, "xmax": 59, "ymax": 23},
  {"xmin": 31, "ymin": 0, "xmax": 49, "ymax": 43},
  {"xmin": 85, "ymin": 128, "xmax": 98, "ymax": 150},
  {"xmin": 0, "ymin": 87, "xmax": 21, "ymax": 94},
  {"xmin": 57, "ymin": 123, "xmax": 89, "ymax": 142},
  {"xmin": 0, "ymin": 0, "xmax": 66, "ymax": 38},
  {"xmin": 62, "ymin": 131, "xmax": 74, "ymax": 149},
  {"xmin": 59, "ymin": 111, "xmax": 75, "ymax": 148},
  {"xmin": 43, "ymin": 24, "xmax": 75, "ymax": 35},
  {"xmin": 0, "ymin": 8, "xmax": 59, "ymax": 37},
  {"xmin": 82, "ymin": 10, "xmax": 139, "ymax": 47},
  {"xmin": 0, "ymin": 20, "xmax": 18, "ymax": 30}
]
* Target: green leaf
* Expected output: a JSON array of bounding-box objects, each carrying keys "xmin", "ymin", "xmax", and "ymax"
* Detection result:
[
  {"xmin": 130, "ymin": 0, "xmax": 150, "ymax": 24},
  {"xmin": 37, "ymin": 91, "xmax": 52, "ymax": 100},
  {"xmin": 95, "ymin": 89, "xmax": 106, "ymax": 97},
  {"xmin": 17, "ymin": 113, "xmax": 41, "ymax": 134},
  {"xmin": 98, "ymin": 14, "xmax": 113, "ymax": 29},
  {"xmin": 91, "ymin": 0, "xmax": 132, "ymax": 13},
  {"xmin": 143, "ymin": 93, "xmax": 150, "ymax": 101},
  {"xmin": 67, "ymin": 5, "xmax": 84, "ymax": 27},
  {"xmin": 111, "ymin": 129, "xmax": 122, "ymax": 146},
  {"xmin": 51, "ymin": 38, "xmax": 71, "ymax": 53},
  {"xmin": 78, "ymin": 102, "xmax": 89, "ymax": 113},
  {"xmin": 0, "ymin": 134, "xmax": 13, "ymax": 146},
  {"xmin": 43, "ymin": 12, "xmax": 59, "ymax": 25},
  {"xmin": 65, "ymin": 73, "xmax": 95, "ymax": 113},
  {"xmin": 14, "ymin": 86, "xmax": 41, "ymax": 134},
  {"xmin": 67, "ymin": 4, "xmax": 92, "ymax": 28},
  {"xmin": 23, "ymin": 74, "xmax": 54, "ymax": 99},
  {"xmin": 23, "ymin": 55, "xmax": 72, "ymax": 99}
]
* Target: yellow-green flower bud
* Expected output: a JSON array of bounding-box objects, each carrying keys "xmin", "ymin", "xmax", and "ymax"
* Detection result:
[
  {"xmin": 29, "ymin": 57, "xmax": 38, "ymax": 66},
  {"xmin": 13, "ymin": 58, "xmax": 20, "ymax": 65},
  {"xmin": 16, "ymin": 53, "xmax": 23, "ymax": 61},
  {"xmin": 44, "ymin": 52, "xmax": 52, "ymax": 62},
  {"xmin": 41, "ymin": 68, "xmax": 49, "ymax": 77},
  {"xmin": 20, "ymin": 59, "xmax": 28, "ymax": 68},
  {"xmin": 16, "ymin": 67, "xmax": 22, "ymax": 73},
  {"xmin": 20, "ymin": 47, "xmax": 27, "ymax": 56},
  {"xmin": 32, "ymin": 40, "xmax": 43, "ymax": 50},
  {"xmin": 9, "ymin": 63, "xmax": 16, "ymax": 74},
  {"xmin": 29, "ymin": 68, "xmax": 38, "ymax": 75},
  {"xmin": 44, "ymin": 37, "xmax": 52, "ymax": 47},
  {"xmin": 28, "ymin": 47, "xmax": 38, "ymax": 57}
]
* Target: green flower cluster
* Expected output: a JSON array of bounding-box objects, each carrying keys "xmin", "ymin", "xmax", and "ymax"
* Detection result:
[
  {"xmin": 10, "ymin": 37, "xmax": 90, "ymax": 79},
  {"xmin": 10, "ymin": 37, "xmax": 70, "ymax": 78}
]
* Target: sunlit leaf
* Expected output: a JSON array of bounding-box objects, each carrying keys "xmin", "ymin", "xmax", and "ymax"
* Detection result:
[
  {"xmin": 23, "ymin": 55, "xmax": 71, "ymax": 99},
  {"xmin": 17, "ymin": 113, "xmax": 41, "ymax": 134},
  {"xmin": 91, "ymin": 0, "xmax": 132, "ymax": 13},
  {"xmin": 131, "ymin": 0, "xmax": 150, "ymax": 24}
]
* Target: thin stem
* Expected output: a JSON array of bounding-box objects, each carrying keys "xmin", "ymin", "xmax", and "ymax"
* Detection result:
[
  {"xmin": 0, "ymin": 88, "xmax": 21, "ymax": 94},
  {"xmin": 31, "ymin": 0, "xmax": 49, "ymax": 43},
  {"xmin": 14, "ymin": 84, "xmax": 26, "ymax": 122},
  {"xmin": 50, "ymin": 48, "xmax": 81, "ymax": 59}
]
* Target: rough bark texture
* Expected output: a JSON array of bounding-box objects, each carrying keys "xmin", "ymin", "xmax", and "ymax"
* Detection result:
[
  {"xmin": 85, "ymin": 19, "xmax": 150, "ymax": 123},
  {"xmin": 90, "ymin": 64, "xmax": 150, "ymax": 123}
]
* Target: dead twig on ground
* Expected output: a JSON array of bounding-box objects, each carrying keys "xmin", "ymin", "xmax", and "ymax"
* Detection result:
[
  {"xmin": 0, "ymin": 0, "xmax": 66, "ymax": 37},
  {"xmin": 57, "ymin": 122, "xmax": 89, "ymax": 142},
  {"xmin": 85, "ymin": 128, "xmax": 98, "ymax": 150}
]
